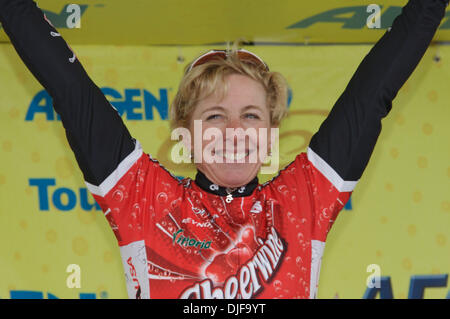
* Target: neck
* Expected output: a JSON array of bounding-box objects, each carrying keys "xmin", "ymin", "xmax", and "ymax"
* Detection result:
[{"xmin": 194, "ymin": 169, "xmax": 259, "ymax": 197}]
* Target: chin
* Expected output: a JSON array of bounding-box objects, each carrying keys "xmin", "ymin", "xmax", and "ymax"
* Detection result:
[{"xmin": 199, "ymin": 163, "xmax": 261, "ymax": 188}]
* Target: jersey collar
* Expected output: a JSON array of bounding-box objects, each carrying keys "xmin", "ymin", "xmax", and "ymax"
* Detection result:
[{"xmin": 194, "ymin": 170, "xmax": 259, "ymax": 198}]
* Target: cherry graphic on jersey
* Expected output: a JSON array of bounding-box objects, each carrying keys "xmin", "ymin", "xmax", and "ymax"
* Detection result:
[
  {"xmin": 240, "ymin": 227, "xmax": 259, "ymax": 251},
  {"xmin": 204, "ymin": 253, "xmax": 236, "ymax": 284},
  {"xmin": 226, "ymin": 242, "xmax": 252, "ymax": 268},
  {"xmin": 226, "ymin": 227, "xmax": 259, "ymax": 267}
]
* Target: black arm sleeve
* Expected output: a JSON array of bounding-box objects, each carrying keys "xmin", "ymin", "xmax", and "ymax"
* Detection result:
[
  {"xmin": 0, "ymin": 0, "xmax": 136, "ymax": 187},
  {"xmin": 308, "ymin": 0, "xmax": 448, "ymax": 188}
]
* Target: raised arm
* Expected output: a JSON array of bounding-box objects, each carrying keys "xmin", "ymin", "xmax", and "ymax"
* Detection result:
[
  {"xmin": 307, "ymin": 0, "xmax": 448, "ymax": 192},
  {"xmin": 0, "ymin": 0, "xmax": 138, "ymax": 192}
]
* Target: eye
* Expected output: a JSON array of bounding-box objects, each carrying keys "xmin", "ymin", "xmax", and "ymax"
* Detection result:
[
  {"xmin": 244, "ymin": 113, "xmax": 260, "ymax": 120},
  {"xmin": 206, "ymin": 114, "xmax": 223, "ymax": 121}
]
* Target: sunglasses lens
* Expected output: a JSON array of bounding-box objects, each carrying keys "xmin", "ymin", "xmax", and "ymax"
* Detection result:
[
  {"xmin": 190, "ymin": 51, "xmax": 227, "ymax": 70},
  {"xmin": 189, "ymin": 50, "xmax": 268, "ymax": 72},
  {"xmin": 237, "ymin": 51, "xmax": 268, "ymax": 70}
]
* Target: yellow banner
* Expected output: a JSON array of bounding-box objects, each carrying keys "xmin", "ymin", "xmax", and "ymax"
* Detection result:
[
  {"xmin": 1, "ymin": 1, "xmax": 450, "ymax": 45},
  {"xmin": 0, "ymin": 44, "xmax": 448, "ymax": 299}
]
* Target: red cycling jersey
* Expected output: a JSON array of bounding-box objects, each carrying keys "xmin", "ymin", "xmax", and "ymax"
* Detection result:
[{"xmin": 89, "ymin": 143, "xmax": 352, "ymax": 299}]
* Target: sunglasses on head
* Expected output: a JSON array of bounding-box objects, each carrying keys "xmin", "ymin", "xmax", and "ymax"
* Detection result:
[{"xmin": 186, "ymin": 49, "xmax": 270, "ymax": 73}]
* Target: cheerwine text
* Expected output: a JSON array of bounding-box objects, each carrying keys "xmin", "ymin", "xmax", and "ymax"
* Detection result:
[{"xmin": 180, "ymin": 227, "xmax": 285, "ymax": 299}]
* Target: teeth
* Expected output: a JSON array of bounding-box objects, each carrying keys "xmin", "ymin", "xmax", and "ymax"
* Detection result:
[
  {"xmin": 216, "ymin": 150, "xmax": 249, "ymax": 161},
  {"xmin": 225, "ymin": 152, "xmax": 247, "ymax": 161}
]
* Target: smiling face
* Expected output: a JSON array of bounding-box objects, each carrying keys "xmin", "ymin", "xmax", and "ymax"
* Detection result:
[{"xmin": 188, "ymin": 73, "xmax": 273, "ymax": 188}]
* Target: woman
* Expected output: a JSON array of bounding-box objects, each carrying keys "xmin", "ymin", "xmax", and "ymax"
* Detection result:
[{"xmin": 0, "ymin": 0, "xmax": 447, "ymax": 299}]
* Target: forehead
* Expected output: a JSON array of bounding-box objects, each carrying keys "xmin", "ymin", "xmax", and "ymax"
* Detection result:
[{"xmin": 197, "ymin": 74, "xmax": 267, "ymax": 110}]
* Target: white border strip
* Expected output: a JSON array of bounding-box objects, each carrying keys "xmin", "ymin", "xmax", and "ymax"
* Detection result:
[
  {"xmin": 307, "ymin": 147, "xmax": 358, "ymax": 192},
  {"xmin": 119, "ymin": 240, "xmax": 151, "ymax": 299},
  {"xmin": 309, "ymin": 240, "xmax": 325, "ymax": 299},
  {"xmin": 85, "ymin": 140, "xmax": 143, "ymax": 197}
]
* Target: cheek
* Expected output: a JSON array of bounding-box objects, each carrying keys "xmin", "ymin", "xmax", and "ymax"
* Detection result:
[
  {"xmin": 190, "ymin": 124, "xmax": 225, "ymax": 154},
  {"xmin": 254, "ymin": 124, "xmax": 272, "ymax": 148}
]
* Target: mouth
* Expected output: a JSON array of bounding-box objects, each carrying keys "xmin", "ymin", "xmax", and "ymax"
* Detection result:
[{"xmin": 214, "ymin": 149, "xmax": 252, "ymax": 162}]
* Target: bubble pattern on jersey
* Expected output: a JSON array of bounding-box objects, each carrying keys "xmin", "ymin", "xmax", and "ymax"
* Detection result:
[{"xmin": 92, "ymin": 152, "xmax": 351, "ymax": 299}]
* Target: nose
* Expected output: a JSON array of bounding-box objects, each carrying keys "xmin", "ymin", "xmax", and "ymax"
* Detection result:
[
  {"xmin": 224, "ymin": 117, "xmax": 248, "ymax": 151},
  {"xmin": 225, "ymin": 115, "xmax": 242, "ymax": 130}
]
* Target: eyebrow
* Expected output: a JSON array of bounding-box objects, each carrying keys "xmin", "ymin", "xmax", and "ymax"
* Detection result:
[
  {"xmin": 203, "ymin": 105, "xmax": 264, "ymax": 113},
  {"xmin": 203, "ymin": 106, "xmax": 226, "ymax": 113},
  {"xmin": 241, "ymin": 105, "xmax": 264, "ymax": 112}
]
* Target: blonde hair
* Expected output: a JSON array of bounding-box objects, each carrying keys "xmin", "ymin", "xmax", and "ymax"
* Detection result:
[{"xmin": 170, "ymin": 49, "xmax": 289, "ymax": 129}]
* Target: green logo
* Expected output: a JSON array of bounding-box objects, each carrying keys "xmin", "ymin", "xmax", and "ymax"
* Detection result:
[
  {"xmin": 172, "ymin": 229, "xmax": 211, "ymax": 250},
  {"xmin": 42, "ymin": 4, "xmax": 89, "ymax": 29},
  {"xmin": 287, "ymin": 6, "xmax": 450, "ymax": 30}
]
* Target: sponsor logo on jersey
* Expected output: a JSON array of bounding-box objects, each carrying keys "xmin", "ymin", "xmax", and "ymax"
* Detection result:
[
  {"xmin": 172, "ymin": 229, "xmax": 212, "ymax": 251},
  {"xmin": 126, "ymin": 257, "xmax": 142, "ymax": 299},
  {"xmin": 179, "ymin": 227, "xmax": 285, "ymax": 299},
  {"xmin": 181, "ymin": 217, "xmax": 217, "ymax": 229},
  {"xmin": 250, "ymin": 201, "xmax": 262, "ymax": 214}
]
